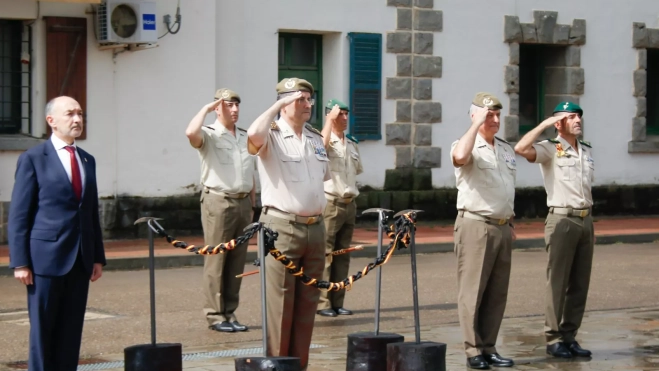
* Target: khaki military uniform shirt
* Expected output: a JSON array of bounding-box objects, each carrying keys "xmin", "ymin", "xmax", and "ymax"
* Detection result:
[
  {"xmin": 532, "ymin": 136, "xmax": 594, "ymax": 208},
  {"xmin": 256, "ymin": 118, "xmax": 331, "ymax": 216},
  {"xmin": 451, "ymin": 134, "xmax": 516, "ymax": 219},
  {"xmin": 324, "ymin": 132, "xmax": 364, "ymax": 198},
  {"xmin": 197, "ymin": 121, "xmax": 254, "ymax": 194}
]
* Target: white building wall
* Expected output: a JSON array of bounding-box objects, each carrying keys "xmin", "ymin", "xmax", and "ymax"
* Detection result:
[{"xmin": 1, "ymin": 0, "xmax": 659, "ymax": 203}]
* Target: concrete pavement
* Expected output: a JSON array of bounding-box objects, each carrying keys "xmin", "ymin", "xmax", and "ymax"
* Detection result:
[{"xmin": 1, "ymin": 242, "xmax": 659, "ymax": 370}]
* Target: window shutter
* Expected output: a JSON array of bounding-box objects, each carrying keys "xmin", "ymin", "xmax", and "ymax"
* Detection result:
[
  {"xmin": 44, "ymin": 17, "xmax": 87, "ymax": 139},
  {"xmin": 348, "ymin": 33, "xmax": 382, "ymax": 141}
]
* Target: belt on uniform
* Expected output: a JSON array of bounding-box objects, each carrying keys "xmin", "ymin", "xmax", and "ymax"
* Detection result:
[
  {"xmin": 549, "ymin": 207, "xmax": 591, "ymax": 218},
  {"xmin": 325, "ymin": 193, "xmax": 355, "ymax": 205},
  {"xmin": 458, "ymin": 210, "xmax": 509, "ymax": 226},
  {"xmin": 204, "ymin": 187, "xmax": 249, "ymax": 199},
  {"xmin": 262, "ymin": 206, "xmax": 323, "ymax": 225}
]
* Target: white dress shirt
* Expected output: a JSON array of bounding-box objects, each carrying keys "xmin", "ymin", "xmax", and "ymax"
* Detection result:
[{"xmin": 51, "ymin": 134, "xmax": 86, "ymax": 191}]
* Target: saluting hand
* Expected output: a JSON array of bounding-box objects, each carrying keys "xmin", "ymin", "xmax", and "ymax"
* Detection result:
[
  {"xmin": 324, "ymin": 105, "xmax": 341, "ymax": 128},
  {"xmin": 471, "ymin": 106, "xmax": 489, "ymax": 127},
  {"xmin": 277, "ymin": 91, "xmax": 304, "ymax": 109},
  {"xmin": 204, "ymin": 99, "xmax": 225, "ymax": 113},
  {"xmin": 540, "ymin": 113, "xmax": 568, "ymax": 129}
]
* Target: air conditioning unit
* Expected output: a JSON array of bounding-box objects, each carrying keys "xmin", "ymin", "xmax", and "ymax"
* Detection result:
[{"xmin": 97, "ymin": 0, "xmax": 157, "ymax": 44}]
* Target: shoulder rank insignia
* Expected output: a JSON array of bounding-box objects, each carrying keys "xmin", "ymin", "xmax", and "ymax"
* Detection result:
[
  {"xmin": 547, "ymin": 138, "xmax": 560, "ymax": 144},
  {"xmin": 270, "ymin": 122, "xmax": 279, "ymax": 131},
  {"xmin": 305, "ymin": 123, "xmax": 323, "ymax": 137},
  {"xmin": 494, "ymin": 136, "xmax": 509, "ymax": 145},
  {"xmin": 579, "ymin": 139, "xmax": 592, "ymax": 148},
  {"xmin": 346, "ymin": 133, "xmax": 359, "ymax": 144},
  {"xmin": 237, "ymin": 127, "xmax": 246, "ymax": 132},
  {"xmin": 202, "ymin": 126, "xmax": 215, "ymax": 131}
]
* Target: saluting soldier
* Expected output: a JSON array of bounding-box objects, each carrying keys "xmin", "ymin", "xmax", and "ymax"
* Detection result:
[
  {"xmin": 316, "ymin": 99, "xmax": 363, "ymax": 318},
  {"xmin": 246, "ymin": 78, "xmax": 330, "ymax": 370},
  {"xmin": 185, "ymin": 88, "xmax": 256, "ymax": 333},
  {"xmin": 514, "ymin": 102, "xmax": 594, "ymax": 359},
  {"xmin": 451, "ymin": 92, "xmax": 516, "ymax": 370}
]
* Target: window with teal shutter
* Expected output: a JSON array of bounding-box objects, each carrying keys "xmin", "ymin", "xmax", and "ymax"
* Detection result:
[{"xmin": 348, "ymin": 33, "xmax": 382, "ymax": 141}]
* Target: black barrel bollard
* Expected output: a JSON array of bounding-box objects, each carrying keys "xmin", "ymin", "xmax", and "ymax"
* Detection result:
[
  {"xmin": 125, "ymin": 343, "xmax": 183, "ymax": 371},
  {"xmin": 385, "ymin": 210, "xmax": 446, "ymax": 371},
  {"xmin": 235, "ymin": 225, "xmax": 301, "ymax": 370},
  {"xmin": 125, "ymin": 218, "xmax": 182, "ymax": 371},
  {"xmin": 386, "ymin": 342, "xmax": 447, "ymax": 371},
  {"xmin": 235, "ymin": 357, "xmax": 301, "ymax": 370},
  {"xmin": 347, "ymin": 332, "xmax": 404, "ymax": 371}
]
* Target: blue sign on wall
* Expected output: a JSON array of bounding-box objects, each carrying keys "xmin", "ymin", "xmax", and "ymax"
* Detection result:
[{"xmin": 143, "ymin": 14, "xmax": 156, "ymax": 30}]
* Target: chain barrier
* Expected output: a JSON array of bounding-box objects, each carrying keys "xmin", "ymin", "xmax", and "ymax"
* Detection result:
[{"xmin": 148, "ymin": 212, "xmax": 417, "ymax": 291}]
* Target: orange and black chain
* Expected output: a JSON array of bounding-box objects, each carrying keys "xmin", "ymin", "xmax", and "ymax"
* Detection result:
[
  {"xmin": 149, "ymin": 213, "xmax": 417, "ymax": 291},
  {"xmin": 253, "ymin": 212, "xmax": 416, "ymax": 291},
  {"xmin": 148, "ymin": 222, "xmax": 261, "ymax": 255}
]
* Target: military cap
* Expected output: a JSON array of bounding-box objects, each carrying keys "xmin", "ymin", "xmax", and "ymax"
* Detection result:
[
  {"xmin": 553, "ymin": 101, "xmax": 583, "ymax": 117},
  {"xmin": 214, "ymin": 88, "xmax": 241, "ymax": 102},
  {"xmin": 276, "ymin": 78, "xmax": 314, "ymax": 95},
  {"xmin": 325, "ymin": 98, "xmax": 350, "ymax": 112},
  {"xmin": 472, "ymin": 92, "xmax": 503, "ymax": 110}
]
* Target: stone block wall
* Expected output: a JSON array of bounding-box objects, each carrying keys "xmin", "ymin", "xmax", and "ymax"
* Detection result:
[
  {"xmin": 385, "ymin": 0, "xmax": 442, "ymax": 189},
  {"xmin": 503, "ymin": 11, "xmax": 586, "ymax": 142},
  {"xmin": 629, "ymin": 22, "xmax": 659, "ymax": 153}
]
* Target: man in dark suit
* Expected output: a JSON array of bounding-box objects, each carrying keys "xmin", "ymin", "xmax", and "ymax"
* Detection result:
[{"xmin": 8, "ymin": 96, "xmax": 106, "ymax": 371}]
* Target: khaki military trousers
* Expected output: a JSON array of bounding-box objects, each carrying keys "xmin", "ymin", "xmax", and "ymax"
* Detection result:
[
  {"xmin": 260, "ymin": 212, "xmax": 325, "ymax": 370},
  {"xmin": 544, "ymin": 212, "xmax": 594, "ymax": 345},
  {"xmin": 201, "ymin": 192, "xmax": 251, "ymax": 325},
  {"xmin": 454, "ymin": 215, "xmax": 513, "ymax": 358},
  {"xmin": 318, "ymin": 200, "xmax": 356, "ymax": 311}
]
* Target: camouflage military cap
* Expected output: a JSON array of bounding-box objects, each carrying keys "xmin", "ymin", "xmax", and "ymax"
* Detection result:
[
  {"xmin": 472, "ymin": 92, "xmax": 503, "ymax": 110},
  {"xmin": 214, "ymin": 88, "xmax": 241, "ymax": 102},
  {"xmin": 276, "ymin": 78, "xmax": 314, "ymax": 95}
]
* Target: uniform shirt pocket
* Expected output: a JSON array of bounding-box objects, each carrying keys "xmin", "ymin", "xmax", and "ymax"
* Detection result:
[
  {"xmin": 279, "ymin": 152, "xmax": 305, "ymax": 182},
  {"xmin": 556, "ymin": 157, "xmax": 576, "ymax": 181},
  {"xmin": 476, "ymin": 159, "xmax": 498, "ymax": 187},
  {"xmin": 214, "ymin": 142, "xmax": 234, "ymax": 164}
]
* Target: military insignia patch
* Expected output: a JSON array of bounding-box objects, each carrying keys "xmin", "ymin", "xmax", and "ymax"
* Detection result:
[
  {"xmin": 221, "ymin": 91, "xmax": 230, "ymax": 99},
  {"xmin": 483, "ymin": 97, "xmax": 493, "ymax": 107},
  {"xmin": 284, "ymin": 79, "xmax": 296, "ymax": 89}
]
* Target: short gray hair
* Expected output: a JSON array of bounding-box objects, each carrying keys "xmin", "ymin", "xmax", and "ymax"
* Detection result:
[{"xmin": 45, "ymin": 98, "xmax": 57, "ymax": 118}]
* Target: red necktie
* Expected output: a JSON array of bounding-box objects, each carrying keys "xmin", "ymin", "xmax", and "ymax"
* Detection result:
[{"xmin": 64, "ymin": 146, "xmax": 82, "ymax": 201}]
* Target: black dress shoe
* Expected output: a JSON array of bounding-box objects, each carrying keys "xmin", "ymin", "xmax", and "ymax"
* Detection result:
[
  {"xmin": 317, "ymin": 309, "xmax": 337, "ymax": 317},
  {"xmin": 230, "ymin": 321, "xmax": 248, "ymax": 332},
  {"xmin": 466, "ymin": 355, "xmax": 491, "ymax": 370},
  {"xmin": 209, "ymin": 321, "xmax": 235, "ymax": 333},
  {"xmin": 334, "ymin": 307, "xmax": 353, "ymax": 315},
  {"xmin": 546, "ymin": 342, "xmax": 573, "ymax": 358},
  {"xmin": 483, "ymin": 353, "xmax": 514, "ymax": 367},
  {"xmin": 566, "ymin": 341, "xmax": 592, "ymax": 357}
]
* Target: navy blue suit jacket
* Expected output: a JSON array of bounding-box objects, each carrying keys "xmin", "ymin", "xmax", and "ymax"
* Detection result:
[{"xmin": 8, "ymin": 140, "xmax": 106, "ymax": 276}]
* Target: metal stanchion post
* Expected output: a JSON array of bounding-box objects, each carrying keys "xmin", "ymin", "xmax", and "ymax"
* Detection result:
[
  {"xmin": 124, "ymin": 217, "xmax": 182, "ymax": 371},
  {"xmin": 386, "ymin": 210, "xmax": 446, "ymax": 371},
  {"xmin": 346, "ymin": 209, "xmax": 403, "ymax": 371},
  {"xmin": 258, "ymin": 229, "xmax": 268, "ymax": 357}
]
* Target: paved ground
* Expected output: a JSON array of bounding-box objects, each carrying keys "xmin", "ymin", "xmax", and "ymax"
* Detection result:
[{"xmin": 1, "ymin": 242, "xmax": 658, "ymax": 370}]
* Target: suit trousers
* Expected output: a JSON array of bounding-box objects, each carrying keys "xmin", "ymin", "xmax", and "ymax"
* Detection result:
[
  {"xmin": 454, "ymin": 215, "xmax": 512, "ymax": 358},
  {"xmin": 260, "ymin": 212, "xmax": 325, "ymax": 371},
  {"xmin": 317, "ymin": 200, "xmax": 356, "ymax": 311},
  {"xmin": 28, "ymin": 255, "xmax": 90, "ymax": 371},
  {"xmin": 201, "ymin": 193, "xmax": 251, "ymax": 325},
  {"xmin": 544, "ymin": 213, "xmax": 594, "ymax": 345}
]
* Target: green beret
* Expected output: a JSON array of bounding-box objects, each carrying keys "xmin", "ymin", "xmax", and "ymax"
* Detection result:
[
  {"xmin": 472, "ymin": 92, "xmax": 503, "ymax": 110},
  {"xmin": 276, "ymin": 78, "xmax": 314, "ymax": 95},
  {"xmin": 325, "ymin": 98, "xmax": 349, "ymax": 111},
  {"xmin": 553, "ymin": 101, "xmax": 583, "ymax": 117},
  {"xmin": 214, "ymin": 88, "xmax": 241, "ymax": 102}
]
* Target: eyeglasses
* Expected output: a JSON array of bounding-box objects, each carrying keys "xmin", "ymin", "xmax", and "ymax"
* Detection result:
[{"xmin": 296, "ymin": 97, "xmax": 315, "ymax": 106}]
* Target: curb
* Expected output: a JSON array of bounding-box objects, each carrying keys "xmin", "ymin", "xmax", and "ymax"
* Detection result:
[{"xmin": 1, "ymin": 233, "xmax": 657, "ymax": 277}]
